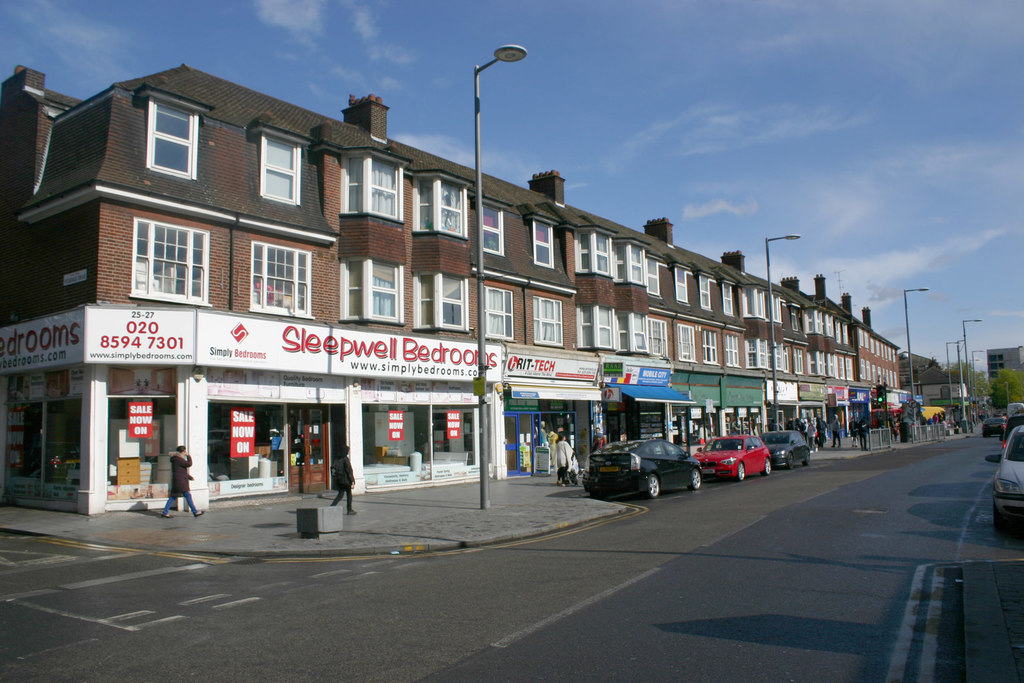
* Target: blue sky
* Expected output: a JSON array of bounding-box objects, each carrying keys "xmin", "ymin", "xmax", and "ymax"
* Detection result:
[{"xmin": 3, "ymin": 0, "xmax": 1022, "ymax": 374}]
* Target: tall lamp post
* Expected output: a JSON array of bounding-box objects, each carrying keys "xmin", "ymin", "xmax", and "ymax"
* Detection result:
[
  {"xmin": 962, "ymin": 318, "xmax": 982, "ymax": 428},
  {"xmin": 946, "ymin": 341, "xmax": 961, "ymax": 423},
  {"xmin": 474, "ymin": 44, "xmax": 526, "ymax": 510},
  {"xmin": 766, "ymin": 234, "xmax": 800, "ymax": 429},
  {"xmin": 902, "ymin": 288, "xmax": 928, "ymax": 406},
  {"xmin": 972, "ymin": 350, "xmax": 986, "ymax": 414}
]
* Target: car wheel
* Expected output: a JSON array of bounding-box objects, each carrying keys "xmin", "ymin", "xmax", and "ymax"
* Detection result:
[
  {"xmin": 994, "ymin": 502, "xmax": 1008, "ymax": 529},
  {"xmin": 761, "ymin": 456, "xmax": 771, "ymax": 476},
  {"xmin": 803, "ymin": 451, "xmax": 810, "ymax": 466},
  {"xmin": 645, "ymin": 473, "xmax": 661, "ymax": 499},
  {"xmin": 589, "ymin": 490, "xmax": 604, "ymax": 500},
  {"xmin": 786, "ymin": 454, "xmax": 793, "ymax": 470},
  {"xmin": 736, "ymin": 462, "xmax": 746, "ymax": 481},
  {"xmin": 688, "ymin": 468, "xmax": 702, "ymax": 491}
]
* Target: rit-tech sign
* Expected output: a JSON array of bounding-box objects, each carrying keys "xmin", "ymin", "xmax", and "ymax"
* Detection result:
[{"xmin": 195, "ymin": 311, "xmax": 503, "ymax": 382}]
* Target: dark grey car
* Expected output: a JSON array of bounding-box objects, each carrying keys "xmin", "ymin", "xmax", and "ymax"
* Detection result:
[
  {"xmin": 584, "ymin": 439, "xmax": 702, "ymax": 500},
  {"xmin": 761, "ymin": 430, "xmax": 811, "ymax": 469}
]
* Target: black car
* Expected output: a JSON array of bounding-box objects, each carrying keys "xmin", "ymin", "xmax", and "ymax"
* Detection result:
[
  {"xmin": 1004, "ymin": 414, "xmax": 1024, "ymax": 446},
  {"xmin": 761, "ymin": 430, "xmax": 811, "ymax": 469},
  {"xmin": 584, "ymin": 439, "xmax": 702, "ymax": 500},
  {"xmin": 983, "ymin": 416, "xmax": 1007, "ymax": 438}
]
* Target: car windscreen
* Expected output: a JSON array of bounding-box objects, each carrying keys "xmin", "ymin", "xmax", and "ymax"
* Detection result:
[
  {"xmin": 762, "ymin": 433, "xmax": 788, "ymax": 445},
  {"xmin": 708, "ymin": 439, "xmax": 743, "ymax": 451},
  {"xmin": 1008, "ymin": 434, "xmax": 1024, "ymax": 462}
]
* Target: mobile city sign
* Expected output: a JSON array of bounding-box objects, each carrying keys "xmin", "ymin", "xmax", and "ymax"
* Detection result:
[{"xmin": 195, "ymin": 311, "xmax": 502, "ymax": 382}]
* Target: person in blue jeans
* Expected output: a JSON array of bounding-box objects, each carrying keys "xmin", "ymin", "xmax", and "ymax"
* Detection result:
[{"xmin": 161, "ymin": 445, "xmax": 203, "ymax": 518}]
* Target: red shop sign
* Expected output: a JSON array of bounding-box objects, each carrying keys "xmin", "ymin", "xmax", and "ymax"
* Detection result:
[
  {"xmin": 128, "ymin": 401, "xmax": 153, "ymax": 438},
  {"xmin": 231, "ymin": 407, "xmax": 255, "ymax": 457},
  {"xmin": 388, "ymin": 410, "xmax": 404, "ymax": 441},
  {"xmin": 446, "ymin": 410, "xmax": 461, "ymax": 439}
]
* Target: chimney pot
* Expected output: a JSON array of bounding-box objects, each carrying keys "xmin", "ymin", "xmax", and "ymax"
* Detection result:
[
  {"xmin": 720, "ymin": 250, "xmax": 745, "ymax": 273},
  {"xmin": 644, "ymin": 218, "xmax": 673, "ymax": 244},
  {"xmin": 343, "ymin": 93, "xmax": 389, "ymax": 140},
  {"xmin": 528, "ymin": 170, "xmax": 565, "ymax": 204}
]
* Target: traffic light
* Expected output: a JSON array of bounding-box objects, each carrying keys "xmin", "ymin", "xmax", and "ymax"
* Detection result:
[{"xmin": 874, "ymin": 384, "xmax": 887, "ymax": 408}]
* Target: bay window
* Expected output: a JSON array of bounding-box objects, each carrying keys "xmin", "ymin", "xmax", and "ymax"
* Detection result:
[
  {"xmin": 577, "ymin": 231, "xmax": 612, "ymax": 275},
  {"xmin": 416, "ymin": 176, "xmax": 466, "ymax": 235},
  {"xmin": 617, "ymin": 312, "xmax": 649, "ymax": 353},
  {"xmin": 345, "ymin": 155, "xmax": 402, "ymax": 220},
  {"xmin": 578, "ymin": 305, "xmax": 615, "ymax": 349},
  {"xmin": 614, "ymin": 242, "xmax": 646, "ymax": 284}
]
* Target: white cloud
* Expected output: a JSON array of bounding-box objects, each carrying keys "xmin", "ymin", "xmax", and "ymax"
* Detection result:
[
  {"xmin": 254, "ymin": 0, "xmax": 325, "ymax": 36},
  {"xmin": 682, "ymin": 197, "xmax": 759, "ymax": 220}
]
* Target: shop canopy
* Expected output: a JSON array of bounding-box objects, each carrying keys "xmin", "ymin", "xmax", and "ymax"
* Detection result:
[
  {"xmin": 509, "ymin": 384, "xmax": 602, "ymax": 402},
  {"xmin": 619, "ymin": 385, "xmax": 694, "ymax": 404}
]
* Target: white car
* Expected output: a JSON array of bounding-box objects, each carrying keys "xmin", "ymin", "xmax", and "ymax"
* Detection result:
[{"xmin": 993, "ymin": 425, "xmax": 1024, "ymax": 529}]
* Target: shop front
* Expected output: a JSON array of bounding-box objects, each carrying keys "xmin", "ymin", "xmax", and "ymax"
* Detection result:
[
  {"xmin": 603, "ymin": 360, "xmax": 691, "ymax": 443},
  {"xmin": 502, "ymin": 349, "xmax": 600, "ymax": 476},
  {"xmin": 849, "ymin": 387, "xmax": 870, "ymax": 424},
  {"xmin": 672, "ymin": 370, "xmax": 725, "ymax": 444},
  {"xmin": 764, "ymin": 379, "xmax": 799, "ymax": 428},
  {"xmin": 798, "ymin": 382, "xmax": 827, "ymax": 422},
  {"xmin": 722, "ymin": 374, "xmax": 764, "ymax": 434},
  {"xmin": 826, "ymin": 385, "xmax": 851, "ymax": 436}
]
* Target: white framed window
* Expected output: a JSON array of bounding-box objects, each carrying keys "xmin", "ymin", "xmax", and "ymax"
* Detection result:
[
  {"xmin": 725, "ymin": 334, "xmax": 740, "ymax": 367},
  {"xmin": 746, "ymin": 339, "xmax": 769, "ymax": 369},
  {"xmin": 486, "ymin": 287, "xmax": 514, "ymax": 339},
  {"xmin": 133, "ymin": 219, "xmax": 208, "ymax": 304},
  {"xmin": 578, "ymin": 305, "xmax": 614, "ymax": 349},
  {"xmin": 845, "ymin": 357, "xmax": 854, "ymax": 379},
  {"xmin": 483, "ymin": 207, "xmax": 504, "ymax": 254},
  {"xmin": 743, "ymin": 286, "xmax": 766, "ymax": 319},
  {"xmin": 345, "ymin": 155, "xmax": 402, "ymax": 220},
  {"xmin": 416, "ymin": 177, "xmax": 466, "ymax": 236},
  {"xmin": 779, "ymin": 344, "xmax": 790, "ymax": 372},
  {"xmin": 794, "ymin": 349, "xmax": 804, "ymax": 374},
  {"xmin": 812, "ymin": 310, "xmax": 824, "ymax": 335},
  {"xmin": 614, "ymin": 243, "xmax": 646, "ymax": 284},
  {"xmin": 675, "ymin": 268, "xmax": 689, "ymax": 304},
  {"xmin": 617, "ymin": 312, "xmax": 649, "ymax": 353},
  {"xmin": 251, "ymin": 242, "xmax": 311, "ymax": 316},
  {"xmin": 261, "ymin": 136, "xmax": 301, "ymax": 204},
  {"xmin": 699, "ymin": 275, "xmax": 712, "ymax": 310},
  {"xmin": 533, "ymin": 222, "xmax": 554, "ymax": 267},
  {"xmin": 647, "ymin": 259, "xmax": 662, "ymax": 296},
  {"xmin": 702, "ymin": 329, "xmax": 719, "ymax": 365},
  {"xmin": 146, "ymin": 101, "xmax": 199, "ymax": 179},
  {"xmin": 648, "ymin": 319, "xmax": 668, "ymax": 357},
  {"xmin": 791, "ymin": 307, "xmax": 802, "ymax": 331},
  {"xmin": 722, "ymin": 283, "xmax": 734, "ymax": 316},
  {"xmin": 677, "ymin": 324, "xmax": 696, "ymax": 362},
  {"xmin": 416, "ymin": 274, "xmax": 467, "ymax": 330},
  {"xmin": 533, "ymin": 297, "xmax": 563, "ymax": 346},
  {"xmin": 577, "ymin": 231, "xmax": 612, "ymax": 276},
  {"xmin": 772, "ymin": 295, "xmax": 783, "ymax": 325},
  {"xmin": 342, "ymin": 260, "xmax": 403, "ymax": 322}
]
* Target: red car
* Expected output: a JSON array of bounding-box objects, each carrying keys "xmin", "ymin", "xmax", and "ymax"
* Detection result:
[{"xmin": 698, "ymin": 435, "xmax": 772, "ymax": 481}]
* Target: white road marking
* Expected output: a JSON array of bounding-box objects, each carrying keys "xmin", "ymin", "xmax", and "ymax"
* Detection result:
[
  {"xmin": 179, "ymin": 593, "xmax": 231, "ymax": 605},
  {"xmin": 105, "ymin": 610, "xmax": 155, "ymax": 622},
  {"xmin": 14, "ymin": 599, "xmax": 170, "ymax": 632},
  {"xmin": 312, "ymin": 568, "xmax": 353, "ymax": 578},
  {"xmin": 211, "ymin": 597, "xmax": 262, "ymax": 610},
  {"xmin": 1, "ymin": 588, "xmax": 59, "ymax": 601},
  {"xmin": 492, "ymin": 567, "xmax": 661, "ymax": 648},
  {"xmin": 60, "ymin": 563, "xmax": 207, "ymax": 590}
]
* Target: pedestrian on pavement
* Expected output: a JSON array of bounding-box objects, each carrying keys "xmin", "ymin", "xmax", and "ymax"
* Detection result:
[
  {"xmin": 330, "ymin": 445, "xmax": 356, "ymax": 514},
  {"xmin": 161, "ymin": 445, "xmax": 202, "ymax": 518},
  {"xmin": 804, "ymin": 418, "xmax": 816, "ymax": 453},
  {"xmin": 554, "ymin": 434, "xmax": 573, "ymax": 487},
  {"xmin": 829, "ymin": 415, "xmax": 841, "ymax": 448},
  {"xmin": 858, "ymin": 417, "xmax": 869, "ymax": 450},
  {"xmin": 815, "ymin": 416, "xmax": 827, "ymax": 450},
  {"xmin": 849, "ymin": 419, "xmax": 860, "ymax": 448}
]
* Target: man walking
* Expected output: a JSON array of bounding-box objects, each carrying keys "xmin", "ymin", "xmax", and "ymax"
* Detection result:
[
  {"xmin": 330, "ymin": 445, "xmax": 356, "ymax": 514},
  {"xmin": 829, "ymin": 415, "xmax": 841, "ymax": 448}
]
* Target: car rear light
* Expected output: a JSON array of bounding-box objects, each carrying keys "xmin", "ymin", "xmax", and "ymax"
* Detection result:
[{"xmin": 630, "ymin": 454, "xmax": 641, "ymax": 471}]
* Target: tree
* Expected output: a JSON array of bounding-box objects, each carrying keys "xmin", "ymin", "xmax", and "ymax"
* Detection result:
[{"xmin": 989, "ymin": 369, "xmax": 1024, "ymax": 409}]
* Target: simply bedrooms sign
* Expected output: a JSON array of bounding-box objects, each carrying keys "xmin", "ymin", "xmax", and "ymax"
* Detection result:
[
  {"xmin": 0, "ymin": 310, "xmax": 85, "ymax": 374},
  {"xmin": 196, "ymin": 312, "xmax": 502, "ymax": 382}
]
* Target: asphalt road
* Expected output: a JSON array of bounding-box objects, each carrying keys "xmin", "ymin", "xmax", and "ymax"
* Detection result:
[{"xmin": 2, "ymin": 437, "xmax": 1021, "ymax": 682}]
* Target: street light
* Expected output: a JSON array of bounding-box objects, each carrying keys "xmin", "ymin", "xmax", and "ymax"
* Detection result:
[
  {"xmin": 946, "ymin": 341, "xmax": 961, "ymax": 423},
  {"xmin": 903, "ymin": 288, "xmax": 928, "ymax": 405},
  {"xmin": 973, "ymin": 350, "xmax": 986, "ymax": 413},
  {"xmin": 962, "ymin": 318, "xmax": 982, "ymax": 428},
  {"xmin": 766, "ymin": 234, "xmax": 800, "ymax": 430},
  {"xmin": 474, "ymin": 44, "xmax": 526, "ymax": 510}
]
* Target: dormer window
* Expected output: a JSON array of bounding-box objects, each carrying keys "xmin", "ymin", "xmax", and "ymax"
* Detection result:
[
  {"xmin": 483, "ymin": 207, "xmax": 504, "ymax": 254},
  {"xmin": 742, "ymin": 286, "xmax": 766, "ymax": 319},
  {"xmin": 699, "ymin": 275, "xmax": 712, "ymax": 310},
  {"xmin": 613, "ymin": 243, "xmax": 645, "ymax": 285},
  {"xmin": 722, "ymin": 283, "xmax": 735, "ymax": 316},
  {"xmin": 533, "ymin": 222, "xmax": 554, "ymax": 267},
  {"xmin": 577, "ymin": 231, "xmax": 612, "ymax": 276},
  {"xmin": 261, "ymin": 136, "xmax": 301, "ymax": 205},
  {"xmin": 146, "ymin": 101, "xmax": 199, "ymax": 179},
  {"xmin": 416, "ymin": 176, "xmax": 466, "ymax": 236},
  {"xmin": 647, "ymin": 259, "xmax": 662, "ymax": 296},
  {"xmin": 675, "ymin": 268, "xmax": 689, "ymax": 303},
  {"xmin": 345, "ymin": 155, "xmax": 402, "ymax": 220}
]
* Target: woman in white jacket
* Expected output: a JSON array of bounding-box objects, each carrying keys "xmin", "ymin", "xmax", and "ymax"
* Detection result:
[{"xmin": 554, "ymin": 434, "xmax": 573, "ymax": 487}]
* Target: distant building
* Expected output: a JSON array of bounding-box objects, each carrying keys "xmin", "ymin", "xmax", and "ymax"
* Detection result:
[{"xmin": 987, "ymin": 347, "xmax": 1024, "ymax": 378}]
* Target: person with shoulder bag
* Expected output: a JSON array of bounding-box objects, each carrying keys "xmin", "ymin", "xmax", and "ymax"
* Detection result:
[
  {"xmin": 330, "ymin": 445, "xmax": 356, "ymax": 514},
  {"xmin": 161, "ymin": 445, "xmax": 202, "ymax": 518}
]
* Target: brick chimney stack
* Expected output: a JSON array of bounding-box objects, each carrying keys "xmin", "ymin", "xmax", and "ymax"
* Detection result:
[
  {"xmin": 862, "ymin": 307, "xmax": 872, "ymax": 328},
  {"xmin": 780, "ymin": 276, "xmax": 800, "ymax": 293},
  {"xmin": 343, "ymin": 94, "xmax": 388, "ymax": 141},
  {"xmin": 720, "ymin": 250, "xmax": 745, "ymax": 273},
  {"xmin": 528, "ymin": 170, "xmax": 564, "ymax": 205},
  {"xmin": 814, "ymin": 274, "xmax": 827, "ymax": 300},
  {"xmin": 841, "ymin": 293, "xmax": 852, "ymax": 313},
  {"xmin": 643, "ymin": 217, "xmax": 673, "ymax": 244},
  {"xmin": 1, "ymin": 65, "xmax": 45, "ymax": 109}
]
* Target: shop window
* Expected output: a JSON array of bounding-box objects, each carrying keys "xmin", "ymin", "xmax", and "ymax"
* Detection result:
[
  {"xmin": 106, "ymin": 396, "xmax": 177, "ymax": 498},
  {"xmin": 206, "ymin": 404, "xmax": 286, "ymax": 494},
  {"xmin": 5, "ymin": 393, "xmax": 83, "ymax": 502}
]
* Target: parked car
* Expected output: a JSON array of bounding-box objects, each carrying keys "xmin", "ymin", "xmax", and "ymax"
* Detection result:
[
  {"xmin": 992, "ymin": 425, "xmax": 1024, "ymax": 529},
  {"xmin": 584, "ymin": 439, "xmax": 702, "ymax": 500},
  {"xmin": 697, "ymin": 435, "xmax": 771, "ymax": 481},
  {"xmin": 982, "ymin": 416, "xmax": 1007, "ymax": 438},
  {"xmin": 1003, "ymin": 414, "xmax": 1024, "ymax": 449},
  {"xmin": 761, "ymin": 430, "xmax": 811, "ymax": 469}
]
